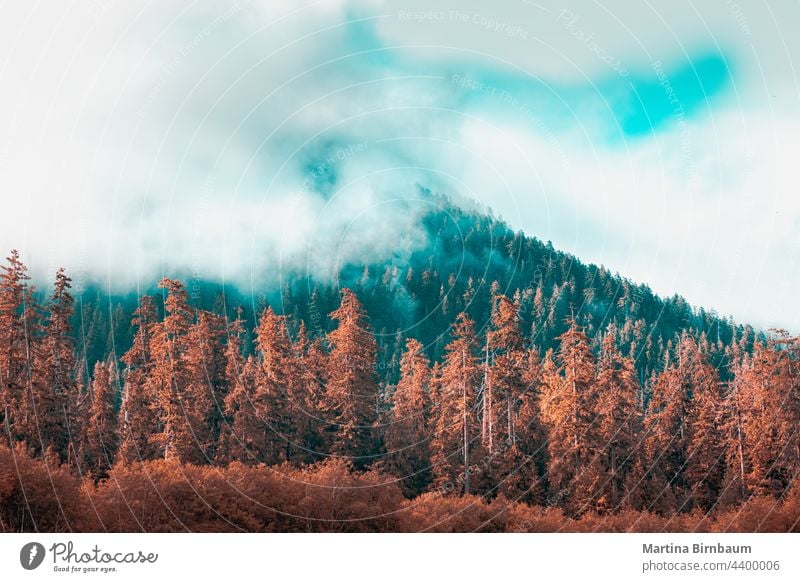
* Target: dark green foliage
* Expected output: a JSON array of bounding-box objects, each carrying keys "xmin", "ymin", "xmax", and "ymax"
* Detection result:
[{"xmin": 69, "ymin": 195, "xmax": 757, "ymax": 395}]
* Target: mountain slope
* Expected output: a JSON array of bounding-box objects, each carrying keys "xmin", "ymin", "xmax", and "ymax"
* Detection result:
[{"xmin": 72, "ymin": 193, "xmax": 758, "ymax": 392}]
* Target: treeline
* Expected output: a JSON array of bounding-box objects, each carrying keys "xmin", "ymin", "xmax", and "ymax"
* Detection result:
[
  {"xmin": 2, "ymin": 249, "xmax": 800, "ymax": 532},
  {"xmin": 71, "ymin": 195, "xmax": 758, "ymax": 391}
]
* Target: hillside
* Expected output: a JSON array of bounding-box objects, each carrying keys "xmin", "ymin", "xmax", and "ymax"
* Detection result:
[
  {"xmin": 1, "ymin": 194, "xmax": 798, "ymax": 532},
  {"xmin": 72, "ymin": 193, "xmax": 758, "ymax": 391}
]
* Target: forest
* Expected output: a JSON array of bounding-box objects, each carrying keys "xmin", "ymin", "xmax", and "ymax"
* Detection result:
[{"xmin": 1, "ymin": 198, "xmax": 799, "ymax": 533}]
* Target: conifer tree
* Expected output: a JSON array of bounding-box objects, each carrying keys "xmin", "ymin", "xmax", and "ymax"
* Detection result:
[
  {"xmin": 324, "ymin": 289, "xmax": 380, "ymax": 467},
  {"xmin": 149, "ymin": 279, "xmax": 203, "ymax": 463},
  {"xmin": 37, "ymin": 268, "xmax": 79, "ymax": 461},
  {"xmin": 540, "ymin": 319, "xmax": 596, "ymax": 513},
  {"xmin": 185, "ymin": 309, "xmax": 227, "ymax": 460},
  {"xmin": 217, "ymin": 309, "xmax": 246, "ymax": 464},
  {"xmin": 684, "ymin": 343, "xmax": 725, "ymax": 512},
  {"xmin": 486, "ymin": 295, "xmax": 539, "ymax": 499},
  {"xmin": 251, "ymin": 307, "xmax": 300, "ymax": 464},
  {"xmin": 431, "ymin": 313, "xmax": 480, "ymax": 495},
  {"xmin": 292, "ymin": 321, "xmax": 327, "ymax": 463},
  {"xmin": 118, "ymin": 296, "xmax": 160, "ymax": 463},
  {"xmin": 84, "ymin": 358, "xmax": 119, "ymax": 477},
  {"xmin": 589, "ymin": 326, "xmax": 642, "ymax": 512},
  {"xmin": 223, "ymin": 353, "xmax": 261, "ymax": 463},
  {"xmin": 488, "ymin": 296, "xmax": 525, "ymax": 448},
  {"xmin": 511, "ymin": 347, "xmax": 548, "ymax": 503},
  {"xmin": 383, "ymin": 338, "xmax": 432, "ymax": 496},
  {"xmin": 717, "ymin": 359, "xmax": 749, "ymax": 507},
  {"xmin": 637, "ymin": 336, "xmax": 719, "ymax": 513},
  {"xmin": 737, "ymin": 339, "xmax": 800, "ymax": 497},
  {"xmin": 637, "ymin": 351, "xmax": 691, "ymax": 512},
  {"xmin": 0, "ymin": 250, "xmax": 36, "ymax": 444}
]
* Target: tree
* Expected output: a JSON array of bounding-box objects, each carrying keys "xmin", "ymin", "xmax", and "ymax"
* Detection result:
[
  {"xmin": 223, "ymin": 353, "xmax": 260, "ymax": 464},
  {"xmin": 737, "ymin": 338, "xmax": 800, "ymax": 498},
  {"xmin": 37, "ymin": 268, "xmax": 80, "ymax": 462},
  {"xmin": 117, "ymin": 296, "xmax": 160, "ymax": 463},
  {"xmin": 589, "ymin": 326, "xmax": 642, "ymax": 512},
  {"xmin": 292, "ymin": 322, "xmax": 327, "ymax": 463},
  {"xmin": 431, "ymin": 313, "xmax": 480, "ymax": 495},
  {"xmin": 383, "ymin": 338, "xmax": 432, "ymax": 496},
  {"xmin": 504, "ymin": 347, "xmax": 548, "ymax": 503},
  {"xmin": 148, "ymin": 279, "xmax": 208, "ymax": 463},
  {"xmin": 218, "ymin": 309, "xmax": 247, "ymax": 464},
  {"xmin": 636, "ymin": 336, "xmax": 722, "ymax": 513},
  {"xmin": 252, "ymin": 307, "xmax": 300, "ymax": 464},
  {"xmin": 717, "ymin": 356, "xmax": 749, "ymax": 508},
  {"xmin": 540, "ymin": 319, "xmax": 597, "ymax": 513},
  {"xmin": 84, "ymin": 358, "xmax": 119, "ymax": 477},
  {"xmin": 684, "ymin": 342, "xmax": 725, "ymax": 512},
  {"xmin": 636, "ymin": 347, "xmax": 692, "ymax": 513},
  {"xmin": 323, "ymin": 289, "xmax": 380, "ymax": 467},
  {"xmin": 0, "ymin": 250, "xmax": 37, "ymax": 446},
  {"xmin": 485, "ymin": 294, "xmax": 541, "ymax": 500},
  {"xmin": 185, "ymin": 309, "xmax": 227, "ymax": 461}
]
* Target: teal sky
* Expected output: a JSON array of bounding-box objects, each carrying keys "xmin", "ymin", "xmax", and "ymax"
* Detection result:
[{"xmin": 1, "ymin": 1, "xmax": 799, "ymax": 331}]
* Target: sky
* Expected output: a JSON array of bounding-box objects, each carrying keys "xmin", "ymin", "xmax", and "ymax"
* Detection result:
[{"xmin": 1, "ymin": 0, "xmax": 799, "ymax": 331}]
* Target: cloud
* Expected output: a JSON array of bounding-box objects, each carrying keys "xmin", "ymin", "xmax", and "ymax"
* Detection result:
[{"xmin": 1, "ymin": 0, "xmax": 799, "ymax": 332}]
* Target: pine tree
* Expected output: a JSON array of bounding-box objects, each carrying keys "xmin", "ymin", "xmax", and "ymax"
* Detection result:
[
  {"xmin": 217, "ymin": 309, "xmax": 246, "ymax": 464},
  {"xmin": 117, "ymin": 296, "xmax": 160, "ymax": 463},
  {"xmin": 717, "ymin": 359, "xmax": 748, "ymax": 508},
  {"xmin": 488, "ymin": 296, "xmax": 525, "ymax": 448},
  {"xmin": 84, "ymin": 359, "xmax": 119, "ymax": 477},
  {"xmin": 0, "ymin": 250, "xmax": 37, "ymax": 445},
  {"xmin": 637, "ymin": 336, "xmax": 719, "ymax": 513},
  {"xmin": 684, "ymin": 343, "xmax": 725, "ymax": 512},
  {"xmin": 486, "ymin": 295, "xmax": 538, "ymax": 499},
  {"xmin": 540, "ymin": 319, "xmax": 596, "ymax": 513},
  {"xmin": 589, "ymin": 326, "xmax": 642, "ymax": 512},
  {"xmin": 738, "ymin": 338, "xmax": 800, "ymax": 497},
  {"xmin": 324, "ymin": 289, "xmax": 379, "ymax": 467},
  {"xmin": 431, "ymin": 313, "xmax": 480, "ymax": 495},
  {"xmin": 37, "ymin": 268, "xmax": 79, "ymax": 461},
  {"xmin": 223, "ymin": 353, "xmax": 260, "ymax": 463},
  {"xmin": 383, "ymin": 338, "xmax": 432, "ymax": 496},
  {"xmin": 252, "ymin": 307, "xmax": 299, "ymax": 464},
  {"xmin": 512, "ymin": 347, "xmax": 548, "ymax": 503},
  {"xmin": 185, "ymin": 309, "xmax": 227, "ymax": 460},
  {"xmin": 637, "ymin": 354, "xmax": 691, "ymax": 512},
  {"xmin": 292, "ymin": 321, "xmax": 327, "ymax": 463},
  {"xmin": 148, "ymin": 279, "xmax": 198, "ymax": 462}
]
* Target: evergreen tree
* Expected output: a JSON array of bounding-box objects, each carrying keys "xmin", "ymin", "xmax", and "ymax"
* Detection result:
[
  {"xmin": 540, "ymin": 319, "xmax": 596, "ymax": 513},
  {"xmin": 118, "ymin": 296, "xmax": 160, "ymax": 463},
  {"xmin": 149, "ymin": 279, "xmax": 203, "ymax": 463},
  {"xmin": 383, "ymin": 338, "xmax": 432, "ymax": 496},
  {"xmin": 486, "ymin": 295, "xmax": 538, "ymax": 499},
  {"xmin": 684, "ymin": 342, "xmax": 725, "ymax": 512},
  {"xmin": 0, "ymin": 250, "xmax": 37, "ymax": 445},
  {"xmin": 431, "ymin": 313, "xmax": 480, "ymax": 495},
  {"xmin": 293, "ymin": 321, "xmax": 328, "ymax": 463},
  {"xmin": 84, "ymin": 358, "xmax": 119, "ymax": 477},
  {"xmin": 37, "ymin": 268, "xmax": 80, "ymax": 462},
  {"xmin": 185, "ymin": 310, "xmax": 227, "ymax": 460},
  {"xmin": 323, "ymin": 289, "xmax": 380, "ymax": 467},
  {"xmin": 251, "ymin": 307, "xmax": 300, "ymax": 464},
  {"xmin": 738, "ymin": 339, "xmax": 800, "ymax": 497},
  {"xmin": 590, "ymin": 326, "xmax": 642, "ymax": 512}
]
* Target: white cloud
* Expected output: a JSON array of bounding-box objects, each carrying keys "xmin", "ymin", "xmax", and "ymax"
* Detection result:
[
  {"xmin": 1, "ymin": 0, "xmax": 800, "ymax": 333},
  {"xmin": 448, "ymin": 110, "xmax": 800, "ymax": 331}
]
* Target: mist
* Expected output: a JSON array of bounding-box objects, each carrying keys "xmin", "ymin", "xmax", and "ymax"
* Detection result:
[{"xmin": 1, "ymin": 0, "xmax": 800, "ymax": 331}]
